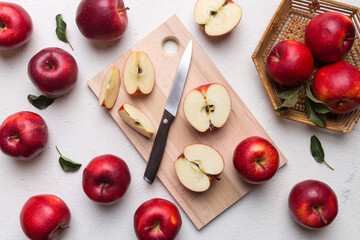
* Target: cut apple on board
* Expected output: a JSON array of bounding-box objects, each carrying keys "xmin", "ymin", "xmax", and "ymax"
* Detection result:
[
  {"xmin": 124, "ymin": 51, "xmax": 155, "ymax": 95},
  {"xmin": 184, "ymin": 83, "xmax": 231, "ymax": 132},
  {"xmin": 194, "ymin": 0, "xmax": 242, "ymax": 36},
  {"xmin": 175, "ymin": 144, "xmax": 224, "ymax": 192},
  {"xmin": 99, "ymin": 66, "xmax": 121, "ymax": 109},
  {"xmin": 118, "ymin": 103, "xmax": 155, "ymax": 138}
]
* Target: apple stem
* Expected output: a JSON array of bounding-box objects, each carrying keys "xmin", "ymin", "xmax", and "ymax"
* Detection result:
[
  {"xmin": 144, "ymin": 221, "xmax": 159, "ymax": 231},
  {"xmin": 99, "ymin": 181, "xmax": 108, "ymax": 196},
  {"xmin": 61, "ymin": 225, "xmax": 70, "ymax": 229},
  {"xmin": 67, "ymin": 40, "xmax": 74, "ymax": 51},
  {"xmin": 118, "ymin": 7, "xmax": 130, "ymax": 13},
  {"xmin": 8, "ymin": 134, "xmax": 19, "ymax": 140},
  {"xmin": 256, "ymin": 159, "xmax": 267, "ymax": 170},
  {"xmin": 55, "ymin": 146, "xmax": 63, "ymax": 157},
  {"xmin": 222, "ymin": 0, "xmax": 229, "ymax": 6},
  {"xmin": 313, "ymin": 207, "xmax": 328, "ymax": 225},
  {"xmin": 345, "ymin": 36, "xmax": 358, "ymax": 41},
  {"xmin": 323, "ymin": 160, "xmax": 334, "ymax": 170}
]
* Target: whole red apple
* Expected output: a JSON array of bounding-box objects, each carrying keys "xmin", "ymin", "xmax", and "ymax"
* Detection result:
[
  {"xmin": 0, "ymin": 2, "xmax": 33, "ymax": 50},
  {"xmin": 288, "ymin": 180, "xmax": 338, "ymax": 229},
  {"xmin": 0, "ymin": 111, "xmax": 48, "ymax": 159},
  {"xmin": 134, "ymin": 198, "xmax": 182, "ymax": 240},
  {"xmin": 233, "ymin": 136, "xmax": 279, "ymax": 184},
  {"xmin": 305, "ymin": 12, "xmax": 355, "ymax": 63},
  {"xmin": 82, "ymin": 154, "xmax": 131, "ymax": 204},
  {"xmin": 28, "ymin": 47, "xmax": 78, "ymax": 98},
  {"xmin": 20, "ymin": 194, "xmax": 71, "ymax": 240},
  {"xmin": 312, "ymin": 61, "xmax": 360, "ymax": 114},
  {"xmin": 267, "ymin": 40, "xmax": 314, "ymax": 86},
  {"xmin": 76, "ymin": 0, "xmax": 129, "ymax": 42}
]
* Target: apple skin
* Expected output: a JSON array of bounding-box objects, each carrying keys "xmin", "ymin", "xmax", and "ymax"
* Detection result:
[
  {"xmin": 76, "ymin": 0, "xmax": 128, "ymax": 42},
  {"xmin": 233, "ymin": 136, "xmax": 279, "ymax": 184},
  {"xmin": 289, "ymin": 180, "xmax": 338, "ymax": 229},
  {"xmin": 305, "ymin": 12, "xmax": 355, "ymax": 63},
  {"xmin": 0, "ymin": 111, "xmax": 48, "ymax": 159},
  {"xmin": 20, "ymin": 194, "xmax": 71, "ymax": 240},
  {"xmin": 82, "ymin": 154, "xmax": 131, "ymax": 204},
  {"xmin": 312, "ymin": 61, "xmax": 360, "ymax": 114},
  {"xmin": 134, "ymin": 198, "xmax": 182, "ymax": 240},
  {"xmin": 266, "ymin": 40, "xmax": 314, "ymax": 86},
  {"xmin": 28, "ymin": 47, "xmax": 78, "ymax": 98},
  {"xmin": 0, "ymin": 2, "xmax": 33, "ymax": 50}
]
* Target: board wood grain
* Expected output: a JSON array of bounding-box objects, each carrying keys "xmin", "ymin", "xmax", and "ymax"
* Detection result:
[{"xmin": 88, "ymin": 15, "xmax": 288, "ymax": 230}]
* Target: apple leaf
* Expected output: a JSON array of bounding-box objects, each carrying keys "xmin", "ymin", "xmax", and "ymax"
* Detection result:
[
  {"xmin": 278, "ymin": 85, "xmax": 303, "ymax": 99},
  {"xmin": 27, "ymin": 94, "xmax": 54, "ymax": 110},
  {"xmin": 275, "ymin": 85, "xmax": 302, "ymax": 113},
  {"xmin": 306, "ymin": 85, "xmax": 331, "ymax": 114},
  {"xmin": 310, "ymin": 135, "xmax": 334, "ymax": 170},
  {"xmin": 305, "ymin": 97, "xmax": 326, "ymax": 127},
  {"xmin": 56, "ymin": 146, "xmax": 81, "ymax": 172},
  {"xmin": 55, "ymin": 14, "xmax": 73, "ymax": 51}
]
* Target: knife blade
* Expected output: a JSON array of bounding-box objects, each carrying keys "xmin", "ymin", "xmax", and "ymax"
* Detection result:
[{"xmin": 144, "ymin": 40, "xmax": 193, "ymax": 184}]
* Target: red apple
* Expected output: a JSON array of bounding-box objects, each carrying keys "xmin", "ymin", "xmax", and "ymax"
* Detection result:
[
  {"xmin": 0, "ymin": 2, "xmax": 33, "ymax": 50},
  {"xmin": 134, "ymin": 198, "xmax": 182, "ymax": 240},
  {"xmin": 289, "ymin": 180, "xmax": 338, "ymax": 229},
  {"xmin": 305, "ymin": 12, "xmax": 355, "ymax": 63},
  {"xmin": 0, "ymin": 111, "xmax": 48, "ymax": 159},
  {"xmin": 82, "ymin": 154, "xmax": 131, "ymax": 204},
  {"xmin": 76, "ymin": 0, "xmax": 129, "ymax": 42},
  {"xmin": 266, "ymin": 40, "xmax": 314, "ymax": 86},
  {"xmin": 28, "ymin": 47, "xmax": 78, "ymax": 98},
  {"xmin": 233, "ymin": 136, "xmax": 279, "ymax": 184},
  {"xmin": 312, "ymin": 61, "xmax": 360, "ymax": 114},
  {"xmin": 20, "ymin": 194, "xmax": 71, "ymax": 240}
]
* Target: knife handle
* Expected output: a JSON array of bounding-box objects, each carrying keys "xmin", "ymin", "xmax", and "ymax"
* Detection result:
[{"xmin": 144, "ymin": 109, "xmax": 175, "ymax": 184}]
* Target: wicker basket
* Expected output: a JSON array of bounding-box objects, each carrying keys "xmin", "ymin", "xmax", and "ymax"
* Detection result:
[{"xmin": 252, "ymin": 0, "xmax": 360, "ymax": 133}]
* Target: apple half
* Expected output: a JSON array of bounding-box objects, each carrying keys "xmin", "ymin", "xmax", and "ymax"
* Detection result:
[
  {"xmin": 124, "ymin": 51, "xmax": 155, "ymax": 95},
  {"xmin": 118, "ymin": 103, "xmax": 155, "ymax": 138},
  {"xmin": 175, "ymin": 144, "xmax": 224, "ymax": 192},
  {"xmin": 99, "ymin": 66, "xmax": 121, "ymax": 109},
  {"xmin": 194, "ymin": 0, "xmax": 242, "ymax": 36},
  {"xmin": 184, "ymin": 83, "xmax": 231, "ymax": 132}
]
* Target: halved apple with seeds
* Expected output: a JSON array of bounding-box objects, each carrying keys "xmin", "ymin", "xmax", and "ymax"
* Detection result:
[
  {"xmin": 184, "ymin": 83, "xmax": 231, "ymax": 132},
  {"xmin": 194, "ymin": 0, "xmax": 242, "ymax": 36},
  {"xmin": 175, "ymin": 144, "xmax": 224, "ymax": 192},
  {"xmin": 118, "ymin": 103, "xmax": 155, "ymax": 138},
  {"xmin": 99, "ymin": 66, "xmax": 121, "ymax": 109},
  {"xmin": 124, "ymin": 51, "xmax": 155, "ymax": 95}
]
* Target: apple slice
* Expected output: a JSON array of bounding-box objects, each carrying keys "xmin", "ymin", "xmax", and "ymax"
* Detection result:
[
  {"xmin": 124, "ymin": 51, "xmax": 155, "ymax": 95},
  {"xmin": 175, "ymin": 144, "xmax": 224, "ymax": 192},
  {"xmin": 194, "ymin": 0, "xmax": 242, "ymax": 36},
  {"xmin": 99, "ymin": 66, "xmax": 120, "ymax": 109},
  {"xmin": 184, "ymin": 83, "xmax": 231, "ymax": 132},
  {"xmin": 118, "ymin": 103, "xmax": 155, "ymax": 138}
]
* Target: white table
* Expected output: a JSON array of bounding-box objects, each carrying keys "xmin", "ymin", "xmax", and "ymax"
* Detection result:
[{"xmin": 1, "ymin": 0, "xmax": 359, "ymax": 239}]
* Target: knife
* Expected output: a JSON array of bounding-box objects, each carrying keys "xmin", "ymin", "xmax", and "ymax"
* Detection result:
[{"xmin": 144, "ymin": 40, "xmax": 193, "ymax": 184}]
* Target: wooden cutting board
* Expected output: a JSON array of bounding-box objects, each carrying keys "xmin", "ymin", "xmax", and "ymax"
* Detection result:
[{"xmin": 88, "ymin": 15, "xmax": 287, "ymax": 230}]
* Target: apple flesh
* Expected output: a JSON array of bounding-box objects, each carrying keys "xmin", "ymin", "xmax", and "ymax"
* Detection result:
[
  {"xmin": 233, "ymin": 136, "xmax": 279, "ymax": 184},
  {"xmin": 194, "ymin": 0, "xmax": 242, "ymax": 36},
  {"xmin": 0, "ymin": 2, "xmax": 33, "ymax": 50},
  {"xmin": 312, "ymin": 61, "xmax": 360, "ymax": 114},
  {"xmin": 134, "ymin": 198, "xmax": 182, "ymax": 240},
  {"xmin": 99, "ymin": 66, "xmax": 121, "ymax": 109},
  {"xmin": 305, "ymin": 12, "xmax": 355, "ymax": 63},
  {"xmin": 20, "ymin": 194, "xmax": 71, "ymax": 240},
  {"xmin": 289, "ymin": 180, "xmax": 338, "ymax": 229},
  {"xmin": 266, "ymin": 40, "xmax": 314, "ymax": 86},
  {"xmin": 0, "ymin": 111, "xmax": 48, "ymax": 159},
  {"xmin": 82, "ymin": 154, "xmax": 131, "ymax": 204},
  {"xmin": 118, "ymin": 103, "xmax": 155, "ymax": 138},
  {"xmin": 184, "ymin": 83, "xmax": 231, "ymax": 132},
  {"xmin": 175, "ymin": 144, "xmax": 224, "ymax": 192},
  {"xmin": 28, "ymin": 47, "xmax": 78, "ymax": 98},
  {"xmin": 124, "ymin": 51, "xmax": 155, "ymax": 95}
]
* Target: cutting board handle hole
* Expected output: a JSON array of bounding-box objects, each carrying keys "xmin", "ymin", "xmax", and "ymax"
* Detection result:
[{"xmin": 162, "ymin": 37, "xmax": 179, "ymax": 55}]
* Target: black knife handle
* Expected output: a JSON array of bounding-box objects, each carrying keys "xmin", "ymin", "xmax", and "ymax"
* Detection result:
[{"xmin": 144, "ymin": 110, "xmax": 175, "ymax": 184}]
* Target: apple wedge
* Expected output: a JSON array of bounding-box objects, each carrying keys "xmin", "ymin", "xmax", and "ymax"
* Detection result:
[
  {"xmin": 124, "ymin": 51, "xmax": 155, "ymax": 95},
  {"xmin": 118, "ymin": 103, "xmax": 155, "ymax": 138},
  {"xmin": 184, "ymin": 83, "xmax": 231, "ymax": 132},
  {"xmin": 99, "ymin": 66, "xmax": 120, "ymax": 109},
  {"xmin": 194, "ymin": 0, "xmax": 242, "ymax": 36},
  {"xmin": 175, "ymin": 144, "xmax": 224, "ymax": 192}
]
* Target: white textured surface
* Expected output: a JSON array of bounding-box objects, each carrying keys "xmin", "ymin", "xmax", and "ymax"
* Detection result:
[{"xmin": 1, "ymin": 0, "xmax": 360, "ymax": 239}]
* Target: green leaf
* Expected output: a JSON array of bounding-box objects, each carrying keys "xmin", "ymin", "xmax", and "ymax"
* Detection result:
[
  {"xmin": 55, "ymin": 14, "xmax": 73, "ymax": 50},
  {"xmin": 306, "ymin": 84, "xmax": 331, "ymax": 114},
  {"xmin": 305, "ymin": 97, "xmax": 326, "ymax": 127},
  {"xmin": 275, "ymin": 92, "xmax": 299, "ymax": 113},
  {"xmin": 278, "ymin": 85, "xmax": 303, "ymax": 99},
  {"xmin": 27, "ymin": 94, "xmax": 54, "ymax": 110},
  {"xmin": 310, "ymin": 135, "xmax": 334, "ymax": 170},
  {"xmin": 56, "ymin": 146, "xmax": 81, "ymax": 172}
]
